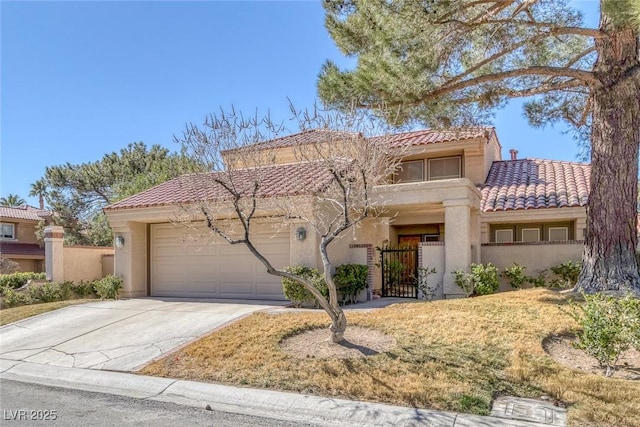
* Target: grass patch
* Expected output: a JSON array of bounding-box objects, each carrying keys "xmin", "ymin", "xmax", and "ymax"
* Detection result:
[
  {"xmin": 141, "ymin": 289, "xmax": 640, "ymax": 426},
  {"xmin": 0, "ymin": 299, "xmax": 94, "ymax": 326}
]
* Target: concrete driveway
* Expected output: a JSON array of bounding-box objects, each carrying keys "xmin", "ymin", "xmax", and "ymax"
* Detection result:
[{"xmin": 0, "ymin": 298, "xmax": 285, "ymax": 372}]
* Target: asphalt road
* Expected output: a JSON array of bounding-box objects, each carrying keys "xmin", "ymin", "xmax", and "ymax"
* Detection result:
[{"xmin": 0, "ymin": 380, "xmax": 316, "ymax": 427}]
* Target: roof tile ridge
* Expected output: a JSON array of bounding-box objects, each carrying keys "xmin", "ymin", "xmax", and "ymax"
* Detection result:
[{"xmin": 526, "ymin": 157, "xmax": 590, "ymax": 166}]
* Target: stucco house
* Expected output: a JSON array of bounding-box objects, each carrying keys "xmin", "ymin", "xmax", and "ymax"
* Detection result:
[
  {"xmin": 104, "ymin": 128, "xmax": 588, "ymax": 300},
  {"xmin": 0, "ymin": 205, "xmax": 51, "ymax": 272}
]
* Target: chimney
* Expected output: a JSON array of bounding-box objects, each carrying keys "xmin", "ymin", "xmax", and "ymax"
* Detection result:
[{"xmin": 509, "ymin": 149, "xmax": 518, "ymax": 160}]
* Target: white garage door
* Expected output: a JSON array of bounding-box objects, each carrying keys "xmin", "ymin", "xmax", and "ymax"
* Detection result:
[{"xmin": 150, "ymin": 223, "xmax": 290, "ymax": 300}]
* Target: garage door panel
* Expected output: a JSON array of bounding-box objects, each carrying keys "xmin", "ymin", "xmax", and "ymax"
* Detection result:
[
  {"xmin": 255, "ymin": 283, "xmax": 287, "ymax": 298},
  {"xmin": 219, "ymin": 283, "xmax": 254, "ymax": 295},
  {"xmin": 150, "ymin": 223, "xmax": 290, "ymax": 300}
]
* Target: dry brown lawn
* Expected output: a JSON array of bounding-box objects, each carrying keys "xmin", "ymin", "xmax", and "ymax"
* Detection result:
[
  {"xmin": 0, "ymin": 299, "xmax": 94, "ymax": 326},
  {"xmin": 141, "ymin": 289, "xmax": 640, "ymax": 427}
]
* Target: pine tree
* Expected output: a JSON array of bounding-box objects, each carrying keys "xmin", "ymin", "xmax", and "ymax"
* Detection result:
[{"xmin": 318, "ymin": 0, "xmax": 640, "ymax": 294}]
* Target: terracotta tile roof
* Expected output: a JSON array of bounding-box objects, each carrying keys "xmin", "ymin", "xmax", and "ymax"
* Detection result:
[
  {"xmin": 105, "ymin": 161, "xmax": 340, "ymax": 211},
  {"xmin": 224, "ymin": 127, "xmax": 493, "ymax": 154},
  {"xmin": 481, "ymin": 159, "xmax": 590, "ymax": 212},
  {"xmin": 0, "ymin": 242, "xmax": 45, "ymax": 257},
  {"xmin": 370, "ymin": 127, "xmax": 495, "ymax": 148},
  {"xmin": 223, "ymin": 129, "xmax": 359, "ymax": 153},
  {"xmin": 0, "ymin": 206, "xmax": 52, "ymax": 221}
]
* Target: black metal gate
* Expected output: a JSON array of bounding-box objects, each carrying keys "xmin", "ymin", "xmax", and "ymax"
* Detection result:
[{"xmin": 380, "ymin": 248, "xmax": 418, "ymax": 298}]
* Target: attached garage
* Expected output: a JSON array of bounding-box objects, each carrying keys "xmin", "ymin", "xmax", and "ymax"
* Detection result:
[{"xmin": 150, "ymin": 223, "xmax": 290, "ymax": 300}]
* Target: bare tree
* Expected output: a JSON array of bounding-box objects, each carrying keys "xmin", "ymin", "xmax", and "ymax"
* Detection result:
[{"xmin": 174, "ymin": 106, "xmax": 403, "ymax": 343}]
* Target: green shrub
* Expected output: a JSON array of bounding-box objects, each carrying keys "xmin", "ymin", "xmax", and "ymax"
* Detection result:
[
  {"xmin": 453, "ymin": 263, "xmax": 499, "ymax": 296},
  {"xmin": 453, "ymin": 269, "xmax": 474, "ymax": 296},
  {"xmin": 620, "ymin": 295, "xmax": 640, "ymax": 352},
  {"xmin": 568, "ymin": 293, "xmax": 640, "ymax": 377},
  {"xmin": 0, "ymin": 272, "xmax": 46, "ymax": 289},
  {"xmin": 3, "ymin": 288, "xmax": 33, "ymax": 307},
  {"xmin": 281, "ymin": 266, "xmax": 328, "ymax": 308},
  {"xmin": 502, "ymin": 263, "xmax": 548, "ymax": 288},
  {"xmin": 92, "ymin": 275, "xmax": 123, "ymax": 300},
  {"xmin": 471, "ymin": 263, "xmax": 499, "ymax": 295},
  {"xmin": 416, "ymin": 266, "xmax": 438, "ymax": 300},
  {"xmin": 70, "ymin": 281, "xmax": 97, "ymax": 298},
  {"xmin": 529, "ymin": 270, "xmax": 548, "ymax": 288},
  {"xmin": 29, "ymin": 283, "xmax": 63, "ymax": 303},
  {"xmin": 333, "ymin": 264, "xmax": 368, "ymax": 304},
  {"xmin": 550, "ymin": 260, "xmax": 581, "ymax": 288},
  {"xmin": 59, "ymin": 281, "xmax": 73, "ymax": 300},
  {"xmin": 502, "ymin": 263, "xmax": 528, "ymax": 289}
]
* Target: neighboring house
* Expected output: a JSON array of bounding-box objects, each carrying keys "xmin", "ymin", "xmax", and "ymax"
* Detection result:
[
  {"xmin": 104, "ymin": 128, "xmax": 589, "ymax": 300},
  {"xmin": 0, "ymin": 205, "xmax": 52, "ymax": 272}
]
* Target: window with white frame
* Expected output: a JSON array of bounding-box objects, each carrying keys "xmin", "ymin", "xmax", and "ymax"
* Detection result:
[
  {"xmin": 549, "ymin": 227, "xmax": 569, "ymax": 241},
  {"xmin": 0, "ymin": 223, "xmax": 15, "ymax": 239},
  {"xmin": 395, "ymin": 160, "xmax": 424, "ymax": 183},
  {"xmin": 521, "ymin": 228, "xmax": 540, "ymax": 242},
  {"xmin": 428, "ymin": 157, "xmax": 462, "ymax": 180},
  {"xmin": 495, "ymin": 229, "xmax": 513, "ymax": 243}
]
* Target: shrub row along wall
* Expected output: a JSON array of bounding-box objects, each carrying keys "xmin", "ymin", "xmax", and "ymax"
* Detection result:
[{"xmin": 481, "ymin": 241, "xmax": 583, "ymax": 291}]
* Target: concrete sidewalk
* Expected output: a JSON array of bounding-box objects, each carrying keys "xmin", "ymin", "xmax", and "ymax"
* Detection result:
[{"xmin": 0, "ymin": 360, "xmax": 557, "ymax": 427}]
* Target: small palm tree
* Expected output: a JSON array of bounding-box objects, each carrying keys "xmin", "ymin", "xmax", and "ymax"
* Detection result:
[
  {"xmin": 29, "ymin": 179, "xmax": 48, "ymax": 209},
  {"xmin": 0, "ymin": 194, "xmax": 26, "ymax": 207}
]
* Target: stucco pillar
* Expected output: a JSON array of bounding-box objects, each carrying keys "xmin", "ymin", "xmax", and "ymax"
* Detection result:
[
  {"xmin": 443, "ymin": 200, "xmax": 473, "ymax": 298},
  {"xmin": 113, "ymin": 222, "xmax": 147, "ymax": 297},
  {"xmin": 470, "ymin": 208, "xmax": 481, "ymax": 264},
  {"xmin": 44, "ymin": 225, "xmax": 64, "ymax": 283}
]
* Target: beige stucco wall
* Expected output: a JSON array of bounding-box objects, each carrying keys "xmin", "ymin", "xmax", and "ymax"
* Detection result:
[
  {"xmin": 484, "ymin": 132, "xmax": 503, "ymax": 175},
  {"xmin": 0, "ymin": 219, "xmax": 40, "ymax": 244},
  {"xmin": 224, "ymin": 141, "xmax": 353, "ymax": 169},
  {"xmin": 62, "ymin": 246, "xmax": 115, "ymax": 283},
  {"xmin": 16, "ymin": 221, "xmax": 40, "ymax": 244},
  {"xmin": 481, "ymin": 242, "xmax": 583, "ymax": 291},
  {"xmin": 325, "ymin": 218, "xmax": 389, "ymax": 292},
  {"xmin": 290, "ymin": 222, "xmax": 319, "ymax": 269},
  {"xmin": 112, "ymin": 221, "xmax": 148, "ymax": 297},
  {"xmin": 9, "ymin": 258, "xmax": 41, "ymax": 273},
  {"xmin": 102, "ymin": 254, "xmax": 114, "ymax": 277}
]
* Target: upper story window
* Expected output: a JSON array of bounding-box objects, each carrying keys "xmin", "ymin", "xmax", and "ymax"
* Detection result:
[
  {"xmin": 428, "ymin": 157, "xmax": 462, "ymax": 180},
  {"xmin": 395, "ymin": 156, "xmax": 462, "ymax": 183},
  {"xmin": 490, "ymin": 222, "xmax": 574, "ymax": 243},
  {"xmin": 395, "ymin": 160, "xmax": 424, "ymax": 183},
  {"xmin": 0, "ymin": 223, "xmax": 15, "ymax": 239}
]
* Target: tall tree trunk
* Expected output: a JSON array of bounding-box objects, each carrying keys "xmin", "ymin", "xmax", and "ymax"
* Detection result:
[
  {"xmin": 320, "ymin": 241, "xmax": 347, "ymax": 343},
  {"xmin": 576, "ymin": 22, "xmax": 640, "ymax": 295}
]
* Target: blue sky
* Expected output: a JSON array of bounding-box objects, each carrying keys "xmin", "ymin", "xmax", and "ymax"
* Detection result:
[{"xmin": 1, "ymin": 1, "xmax": 598, "ymax": 207}]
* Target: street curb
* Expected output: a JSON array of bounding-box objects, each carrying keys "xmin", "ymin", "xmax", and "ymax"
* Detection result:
[{"xmin": 0, "ymin": 361, "xmax": 553, "ymax": 427}]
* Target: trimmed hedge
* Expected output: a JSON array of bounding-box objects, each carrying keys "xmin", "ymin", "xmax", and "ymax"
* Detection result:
[
  {"xmin": 0, "ymin": 272, "xmax": 46, "ymax": 290},
  {"xmin": 333, "ymin": 264, "xmax": 368, "ymax": 304},
  {"xmin": 281, "ymin": 266, "xmax": 328, "ymax": 308}
]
